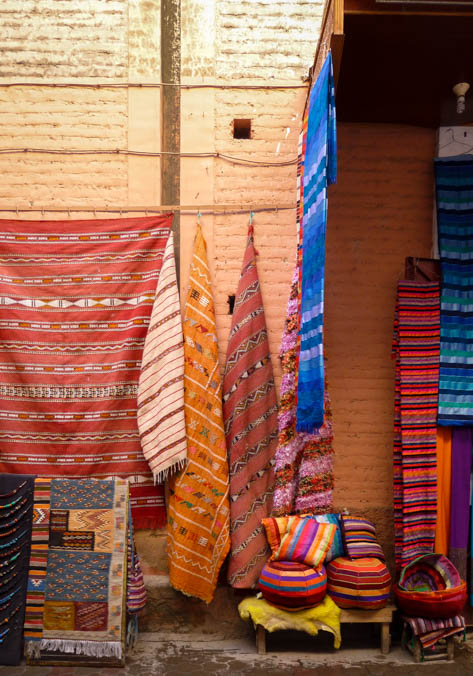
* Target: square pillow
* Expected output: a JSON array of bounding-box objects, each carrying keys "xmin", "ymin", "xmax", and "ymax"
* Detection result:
[
  {"xmin": 262, "ymin": 514, "xmax": 344, "ymax": 563},
  {"xmin": 274, "ymin": 516, "xmax": 336, "ymax": 568},
  {"xmin": 341, "ymin": 515, "xmax": 385, "ymax": 561},
  {"xmin": 262, "ymin": 516, "xmax": 289, "ymax": 553},
  {"xmin": 313, "ymin": 513, "xmax": 344, "ymax": 562}
]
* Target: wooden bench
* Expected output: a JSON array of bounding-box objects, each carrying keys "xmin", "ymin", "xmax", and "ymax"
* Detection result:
[{"xmin": 256, "ymin": 604, "xmax": 395, "ymax": 655}]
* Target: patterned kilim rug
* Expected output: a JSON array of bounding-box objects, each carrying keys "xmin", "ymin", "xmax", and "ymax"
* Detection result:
[
  {"xmin": 435, "ymin": 156, "xmax": 473, "ymax": 425},
  {"xmin": 296, "ymin": 51, "xmax": 337, "ymax": 433},
  {"xmin": 392, "ymin": 281, "xmax": 440, "ymax": 569},
  {"xmin": 0, "ymin": 474, "xmax": 34, "ymax": 666},
  {"xmin": 223, "ymin": 224, "xmax": 278, "ymax": 588},
  {"xmin": 24, "ymin": 478, "xmax": 128, "ymax": 665},
  {"xmin": 0, "ymin": 215, "xmax": 186, "ymax": 529},
  {"xmin": 272, "ymin": 264, "xmax": 334, "ymax": 517},
  {"xmin": 167, "ymin": 224, "xmax": 230, "ymax": 603}
]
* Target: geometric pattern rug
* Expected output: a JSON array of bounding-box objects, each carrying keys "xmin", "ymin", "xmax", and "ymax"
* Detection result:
[
  {"xmin": 24, "ymin": 478, "xmax": 127, "ymax": 665},
  {"xmin": 0, "ymin": 215, "xmax": 178, "ymax": 530}
]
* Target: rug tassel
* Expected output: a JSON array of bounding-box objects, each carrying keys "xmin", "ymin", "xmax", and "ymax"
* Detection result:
[
  {"xmin": 153, "ymin": 457, "xmax": 187, "ymax": 485},
  {"xmin": 24, "ymin": 641, "xmax": 41, "ymax": 659},
  {"xmin": 37, "ymin": 639, "xmax": 123, "ymax": 659}
]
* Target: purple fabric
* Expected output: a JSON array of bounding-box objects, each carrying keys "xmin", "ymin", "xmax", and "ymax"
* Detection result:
[{"xmin": 449, "ymin": 428, "xmax": 472, "ymax": 580}]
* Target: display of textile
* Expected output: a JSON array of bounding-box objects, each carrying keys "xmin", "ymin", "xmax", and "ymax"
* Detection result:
[
  {"xmin": 272, "ymin": 264, "xmax": 334, "ymax": 517},
  {"xmin": 167, "ymin": 224, "xmax": 230, "ymax": 602},
  {"xmin": 24, "ymin": 478, "xmax": 128, "ymax": 665},
  {"xmin": 0, "ymin": 215, "xmax": 182, "ymax": 530},
  {"xmin": 126, "ymin": 503, "xmax": 146, "ymax": 615},
  {"xmin": 223, "ymin": 224, "xmax": 278, "ymax": 588},
  {"xmin": 296, "ymin": 51, "xmax": 337, "ymax": 432},
  {"xmin": 392, "ymin": 281, "xmax": 440, "ymax": 569},
  {"xmin": 137, "ymin": 230, "xmax": 186, "ymax": 482},
  {"xmin": 395, "ymin": 553, "xmax": 466, "ymax": 619},
  {"xmin": 238, "ymin": 594, "xmax": 341, "ymax": 649},
  {"xmin": 0, "ymin": 474, "xmax": 34, "ymax": 666},
  {"xmin": 435, "ymin": 155, "xmax": 473, "ymax": 425},
  {"xmin": 449, "ymin": 428, "xmax": 472, "ymax": 581},
  {"xmin": 128, "ymin": 483, "xmax": 166, "ymax": 530},
  {"xmin": 403, "ymin": 614, "xmax": 465, "ymax": 651},
  {"xmin": 434, "ymin": 427, "xmax": 451, "ymax": 557}
]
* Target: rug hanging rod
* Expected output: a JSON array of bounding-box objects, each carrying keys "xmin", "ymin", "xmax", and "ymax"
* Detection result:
[{"xmin": 0, "ymin": 204, "xmax": 296, "ymax": 215}]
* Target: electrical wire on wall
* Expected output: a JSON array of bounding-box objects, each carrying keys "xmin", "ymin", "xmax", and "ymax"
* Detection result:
[{"xmin": 0, "ymin": 147, "xmax": 297, "ymax": 167}]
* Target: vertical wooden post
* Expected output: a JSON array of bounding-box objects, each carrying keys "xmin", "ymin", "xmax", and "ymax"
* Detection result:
[
  {"xmin": 161, "ymin": 0, "xmax": 181, "ymax": 283},
  {"xmin": 256, "ymin": 625, "xmax": 266, "ymax": 655}
]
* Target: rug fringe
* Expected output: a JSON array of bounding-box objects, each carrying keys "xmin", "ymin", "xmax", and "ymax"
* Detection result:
[
  {"xmin": 37, "ymin": 638, "xmax": 123, "ymax": 659},
  {"xmin": 24, "ymin": 641, "xmax": 41, "ymax": 659},
  {"xmin": 153, "ymin": 457, "xmax": 187, "ymax": 485}
]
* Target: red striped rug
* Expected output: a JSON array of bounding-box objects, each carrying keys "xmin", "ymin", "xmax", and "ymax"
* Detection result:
[
  {"xmin": 392, "ymin": 281, "xmax": 440, "ymax": 569},
  {"xmin": 0, "ymin": 215, "xmax": 182, "ymax": 529},
  {"xmin": 223, "ymin": 225, "xmax": 278, "ymax": 588}
]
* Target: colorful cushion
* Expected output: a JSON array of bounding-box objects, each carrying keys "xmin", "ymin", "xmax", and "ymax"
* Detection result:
[
  {"xmin": 340, "ymin": 516, "xmax": 385, "ymax": 561},
  {"xmin": 262, "ymin": 513, "xmax": 344, "ymax": 563},
  {"xmin": 327, "ymin": 557, "xmax": 391, "ymax": 610},
  {"xmin": 395, "ymin": 553, "xmax": 466, "ymax": 619},
  {"xmin": 398, "ymin": 553, "xmax": 461, "ymax": 592},
  {"xmin": 262, "ymin": 516, "xmax": 290, "ymax": 553},
  {"xmin": 313, "ymin": 514, "xmax": 344, "ymax": 562},
  {"xmin": 258, "ymin": 560, "xmax": 327, "ymax": 611},
  {"xmin": 274, "ymin": 517, "xmax": 336, "ymax": 568}
]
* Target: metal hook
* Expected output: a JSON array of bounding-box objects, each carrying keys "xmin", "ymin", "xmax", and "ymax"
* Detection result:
[
  {"xmin": 197, "ymin": 210, "xmax": 201, "ymax": 225},
  {"xmin": 68, "ymin": 209, "xmax": 71, "ymax": 218},
  {"xmin": 249, "ymin": 211, "xmax": 254, "ymax": 226},
  {"xmin": 120, "ymin": 209, "xmax": 123, "ymax": 218},
  {"xmin": 15, "ymin": 207, "xmax": 19, "ymax": 217},
  {"xmin": 41, "ymin": 208, "xmax": 44, "ymax": 218}
]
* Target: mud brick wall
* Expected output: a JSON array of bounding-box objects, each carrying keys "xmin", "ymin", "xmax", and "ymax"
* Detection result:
[{"xmin": 327, "ymin": 122, "xmax": 436, "ymax": 573}]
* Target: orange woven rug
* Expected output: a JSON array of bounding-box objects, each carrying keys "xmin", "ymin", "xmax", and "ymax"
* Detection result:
[{"xmin": 167, "ymin": 224, "xmax": 230, "ymax": 603}]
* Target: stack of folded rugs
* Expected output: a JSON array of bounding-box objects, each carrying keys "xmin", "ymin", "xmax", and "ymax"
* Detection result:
[
  {"xmin": 259, "ymin": 514, "xmax": 391, "ymax": 612},
  {"xmin": 394, "ymin": 553, "xmax": 466, "ymax": 656}
]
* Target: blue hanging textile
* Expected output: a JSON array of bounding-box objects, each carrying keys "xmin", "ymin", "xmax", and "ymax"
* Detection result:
[
  {"xmin": 296, "ymin": 52, "xmax": 337, "ymax": 432},
  {"xmin": 435, "ymin": 155, "xmax": 473, "ymax": 426}
]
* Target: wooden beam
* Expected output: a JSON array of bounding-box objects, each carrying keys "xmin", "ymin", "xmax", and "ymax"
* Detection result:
[
  {"xmin": 161, "ymin": 0, "xmax": 181, "ymax": 282},
  {"xmin": 345, "ymin": 0, "xmax": 473, "ymax": 15}
]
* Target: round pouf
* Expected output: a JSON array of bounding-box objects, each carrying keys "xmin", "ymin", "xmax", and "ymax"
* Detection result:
[
  {"xmin": 395, "ymin": 553, "xmax": 466, "ymax": 618},
  {"xmin": 327, "ymin": 557, "xmax": 391, "ymax": 610},
  {"xmin": 258, "ymin": 560, "xmax": 327, "ymax": 611}
]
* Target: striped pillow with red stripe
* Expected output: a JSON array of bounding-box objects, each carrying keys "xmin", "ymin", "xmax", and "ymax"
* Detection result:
[
  {"xmin": 273, "ymin": 516, "xmax": 336, "ymax": 568},
  {"xmin": 258, "ymin": 560, "xmax": 327, "ymax": 611},
  {"xmin": 341, "ymin": 516, "xmax": 385, "ymax": 561},
  {"xmin": 327, "ymin": 556, "xmax": 391, "ymax": 609}
]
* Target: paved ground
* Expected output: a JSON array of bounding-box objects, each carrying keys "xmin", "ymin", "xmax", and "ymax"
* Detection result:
[{"xmin": 1, "ymin": 628, "xmax": 473, "ymax": 675}]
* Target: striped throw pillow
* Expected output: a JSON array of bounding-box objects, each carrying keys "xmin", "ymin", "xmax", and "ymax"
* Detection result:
[
  {"xmin": 259, "ymin": 560, "xmax": 327, "ymax": 611},
  {"xmin": 273, "ymin": 516, "xmax": 336, "ymax": 568},
  {"xmin": 313, "ymin": 513, "xmax": 344, "ymax": 562},
  {"xmin": 262, "ymin": 516, "xmax": 290, "ymax": 553},
  {"xmin": 327, "ymin": 556, "xmax": 391, "ymax": 609},
  {"xmin": 262, "ymin": 514, "xmax": 344, "ymax": 563},
  {"xmin": 341, "ymin": 516, "xmax": 385, "ymax": 561}
]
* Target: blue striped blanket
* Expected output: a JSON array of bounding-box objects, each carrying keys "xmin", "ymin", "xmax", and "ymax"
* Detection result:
[
  {"xmin": 296, "ymin": 53, "xmax": 337, "ymax": 432},
  {"xmin": 435, "ymin": 155, "xmax": 473, "ymax": 425}
]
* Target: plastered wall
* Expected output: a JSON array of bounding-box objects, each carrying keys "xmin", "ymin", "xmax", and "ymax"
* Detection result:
[{"xmin": 0, "ymin": 1, "xmax": 161, "ymax": 213}]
